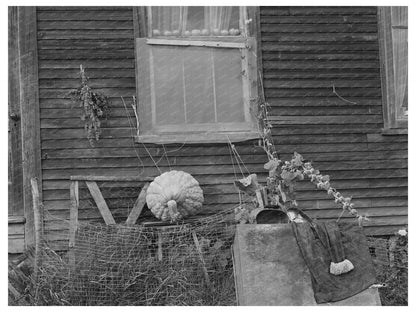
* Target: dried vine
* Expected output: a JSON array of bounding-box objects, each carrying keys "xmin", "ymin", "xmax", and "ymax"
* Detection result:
[{"xmin": 70, "ymin": 65, "xmax": 110, "ymax": 146}]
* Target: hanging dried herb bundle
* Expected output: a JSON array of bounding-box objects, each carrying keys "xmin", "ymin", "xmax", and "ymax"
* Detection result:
[{"xmin": 70, "ymin": 65, "xmax": 110, "ymax": 146}]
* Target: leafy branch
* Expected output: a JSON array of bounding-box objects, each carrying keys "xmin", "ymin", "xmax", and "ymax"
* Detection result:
[{"xmin": 234, "ymin": 94, "xmax": 369, "ymax": 226}]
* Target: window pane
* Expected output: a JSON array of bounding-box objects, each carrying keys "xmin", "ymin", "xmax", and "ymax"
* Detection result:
[
  {"xmin": 148, "ymin": 44, "xmax": 246, "ymax": 129},
  {"xmin": 184, "ymin": 7, "xmax": 206, "ymax": 35},
  {"xmin": 214, "ymin": 49, "xmax": 245, "ymax": 122},
  {"xmin": 208, "ymin": 6, "xmax": 241, "ymax": 36},
  {"xmin": 151, "ymin": 7, "xmax": 182, "ymax": 36},
  {"xmin": 152, "ymin": 46, "xmax": 185, "ymax": 125},
  {"xmin": 183, "ymin": 48, "xmax": 215, "ymax": 123},
  {"xmin": 150, "ymin": 6, "xmax": 242, "ymax": 37},
  {"xmin": 392, "ymin": 7, "xmax": 408, "ymax": 111},
  {"xmin": 391, "ymin": 6, "xmax": 407, "ymax": 27}
]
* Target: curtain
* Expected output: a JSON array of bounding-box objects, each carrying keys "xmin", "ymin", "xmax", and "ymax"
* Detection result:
[
  {"xmin": 151, "ymin": 7, "xmax": 183, "ymax": 35},
  {"xmin": 152, "ymin": 6, "xmax": 240, "ymax": 36},
  {"xmin": 391, "ymin": 6, "xmax": 408, "ymax": 110},
  {"xmin": 208, "ymin": 7, "xmax": 233, "ymax": 33}
]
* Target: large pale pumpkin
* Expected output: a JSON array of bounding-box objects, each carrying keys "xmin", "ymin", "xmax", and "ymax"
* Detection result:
[{"xmin": 146, "ymin": 170, "xmax": 204, "ymax": 222}]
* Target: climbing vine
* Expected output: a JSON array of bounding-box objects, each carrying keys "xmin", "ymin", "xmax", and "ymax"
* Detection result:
[
  {"xmin": 234, "ymin": 88, "xmax": 369, "ymax": 225},
  {"xmin": 70, "ymin": 65, "xmax": 110, "ymax": 146}
]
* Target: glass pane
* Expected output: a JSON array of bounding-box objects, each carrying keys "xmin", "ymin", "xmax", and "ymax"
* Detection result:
[
  {"xmin": 151, "ymin": 7, "xmax": 182, "ymax": 36},
  {"xmin": 214, "ymin": 49, "xmax": 245, "ymax": 122},
  {"xmin": 149, "ymin": 45, "xmax": 245, "ymax": 128},
  {"xmin": 392, "ymin": 7, "xmax": 408, "ymax": 111},
  {"xmin": 391, "ymin": 6, "xmax": 407, "ymax": 27},
  {"xmin": 183, "ymin": 48, "xmax": 215, "ymax": 124},
  {"xmin": 150, "ymin": 6, "xmax": 242, "ymax": 37},
  {"xmin": 208, "ymin": 6, "xmax": 241, "ymax": 36},
  {"xmin": 152, "ymin": 46, "xmax": 185, "ymax": 125},
  {"xmin": 184, "ymin": 7, "xmax": 207, "ymax": 36}
]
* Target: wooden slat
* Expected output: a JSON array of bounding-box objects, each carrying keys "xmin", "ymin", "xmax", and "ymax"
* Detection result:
[
  {"xmin": 125, "ymin": 182, "xmax": 150, "ymax": 225},
  {"xmin": 261, "ymin": 33, "xmax": 378, "ymax": 42},
  {"xmin": 264, "ymin": 71, "xmax": 380, "ymax": 80},
  {"xmin": 37, "ymin": 6, "xmax": 132, "ymax": 11},
  {"xmin": 265, "ymin": 88, "xmax": 381, "ymax": 98},
  {"xmin": 261, "ymin": 24, "xmax": 378, "ymax": 33},
  {"xmin": 70, "ymin": 175, "xmax": 154, "ymax": 182},
  {"xmin": 264, "ymin": 79, "xmax": 380, "ymax": 89},
  {"xmin": 41, "ymin": 108, "xmax": 134, "ymax": 119},
  {"xmin": 40, "ymin": 78, "xmax": 134, "ymax": 89},
  {"xmin": 38, "ymin": 50, "xmax": 134, "ymax": 60},
  {"xmin": 37, "ymin": 11, "xmax": 133, "ymax": 21},
  {"xmin": 262, "ymin": 52, "xmax": 379, "ymax": 61},
  {"xmin": 68, "ymin": 180, "xmax": 79, "ymax": 248},
  {"xmin": 260, "ymin": 7, "xmax": 377, "ymax": 16},
  {"xmin": 38, "ymin": 68, "xmax": 135, "ymax": 79},
  {"xmin": 38, "ymin": 20, "xmax": 133, "ymax": 30},
  {"xmin": 270, "ymin": 107, "xmax": 382, "ymax": 116},
  {"xmin": 40, "ymin": 118, "xmax": 132, "ymax": 129},
  {"xmin": 39, "ymin": 88, "xmax": 135, "ymax": 99},
  {"xmin": 260, "ymin": 15, "xmax": 378, "ymax": 24},
  {"xmin": 263, "ymin": 61, "xmax": 380, "ymax": 70},
  {"xmin": 38, "ymin": 40, "xmax": 134, "ymax": 50},
  {"xmin": 38, "ymin": 30, "xmax": 134, "ymax": 40},
  {"xmin": 38, "ymin": 59, "xmax": 134, "ymax": 69},
  {"xmin": 267, "ymin": 97, "xmax": 381, "ymax": 107},
  {"xmin": 8, "ymin": 216, "xmax": 26, "ymax": 224},
  {"xmin": 270, "ymin": 115, "xmax": 382, "ymax": 125},
  {"xmin": 85, "ymin": 181, "xmax": 116, "ymax": 225}
]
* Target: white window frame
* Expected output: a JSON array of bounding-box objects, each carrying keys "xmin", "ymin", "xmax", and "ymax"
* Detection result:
[
  {"xmin": 378, "ymin": 6, "xmax": 408, "ymax": 131},
  {"xmin": 135, "ymin": 6, "xmax": 259, "ymax": 144}
]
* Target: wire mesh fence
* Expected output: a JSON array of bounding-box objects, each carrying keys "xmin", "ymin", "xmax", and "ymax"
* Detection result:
[{"xmin": 36, "ymin": 207, "xmax": 237, "ymax": 306}]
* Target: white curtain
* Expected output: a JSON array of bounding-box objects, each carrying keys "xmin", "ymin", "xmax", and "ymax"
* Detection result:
[
  {"xmin": 152, "ymin": 7, "xmax": 183, "ymax": 34},
  {"xmin": 152, "ymin": 6, "xmax": 240, "ymax": 35},
  {"xmin": 208, "ymin": 7, "xmax": 233, "ymax": 32},
  {"xmin": 392, "ymin": 6, "xmax": 408, "ymax": 110}
]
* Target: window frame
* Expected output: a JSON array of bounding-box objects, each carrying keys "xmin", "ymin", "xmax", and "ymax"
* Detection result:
[
  {"xmin": 378, "ymin": 6, "xmax": 408, "ymax": 131},
  {"xmin": 134, "ymin": 6, "xmax": 260, "ymax": 144}
]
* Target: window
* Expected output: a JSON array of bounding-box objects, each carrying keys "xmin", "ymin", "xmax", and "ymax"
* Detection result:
[
  {"xmin": 135, "ymin": 6, "xmax": 259, "ymax": 143},
  {"xmin": 378, "ymin": 7, "xmax": 408, "ymax": 130}
]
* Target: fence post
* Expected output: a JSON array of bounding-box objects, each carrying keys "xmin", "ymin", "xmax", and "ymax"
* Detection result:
[
  {"xmin": 30, "ymin": 177, "xmax": 43, "ymax": 302},
  {"xmin": 69, "ymin": 180, "xmax": 79, "ymax": 273}
]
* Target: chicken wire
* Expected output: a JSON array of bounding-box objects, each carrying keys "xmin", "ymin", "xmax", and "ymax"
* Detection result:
[{"xmin": 39, "ymin": 207, "xmax": 237, "ymax": 306}]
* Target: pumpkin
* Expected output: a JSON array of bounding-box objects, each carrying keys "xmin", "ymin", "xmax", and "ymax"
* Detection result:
[{"xmin": 146, "ymin": 170, "xmax": 204, "ymax": 222}]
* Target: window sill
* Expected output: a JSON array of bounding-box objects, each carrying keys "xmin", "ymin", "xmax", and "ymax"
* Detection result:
[
  {"xmin": 381, "ymin": 128, "xmax": 408, "ymax": 135},
  {"xmin": 135, "ymin": 131, "xmax": 260, "ymax": 144}
]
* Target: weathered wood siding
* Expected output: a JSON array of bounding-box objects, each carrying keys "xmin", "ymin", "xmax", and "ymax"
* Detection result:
[
  {"xmin": 37, "ymin": 6, "xmax": 407, "ymax": 250},
  {"xmin": 260, "ymin": 6, "xmax": 408, "ymax": 235},
  {"xmin": 37, "ymin": 7, "xmax": 269, "ymax": 250}
]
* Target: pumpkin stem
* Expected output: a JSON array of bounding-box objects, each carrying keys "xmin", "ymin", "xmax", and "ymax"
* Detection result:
[{"xmin": 167, "ymin": 200, "xmax": 180, "ymax": 222}]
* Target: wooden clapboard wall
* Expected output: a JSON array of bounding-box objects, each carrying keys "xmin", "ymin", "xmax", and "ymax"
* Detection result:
[
  {"xmin": 37, "ymin": 6, "xmax": 269, "ymax": 250},
  {"xmin": 260, "ymin": 6, "xmax": 408, "ymax": 235},
  {"xmin": 36, "ymin": 6, "xmax": 407, "ymax": 250}
]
